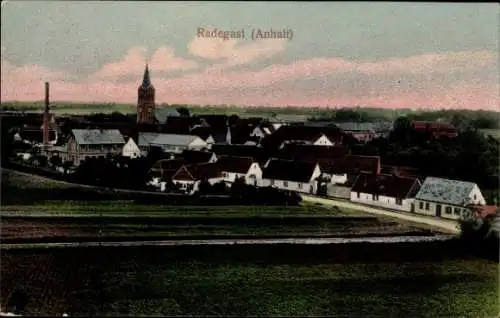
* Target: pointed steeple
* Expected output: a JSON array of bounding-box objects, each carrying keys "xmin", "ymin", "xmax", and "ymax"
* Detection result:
[{"xmin": 141, "ymin": 63, "xmax": 152, "ymax": 89}]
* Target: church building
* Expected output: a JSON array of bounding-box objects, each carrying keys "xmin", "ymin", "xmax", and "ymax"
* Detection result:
[{"xmin": 137, "ymin": 64, "xmax": 156, "ymax": 124}]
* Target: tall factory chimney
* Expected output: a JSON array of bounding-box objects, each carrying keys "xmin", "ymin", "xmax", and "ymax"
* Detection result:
[{"xmin": 42, "ymin": 82, "xmax": 50, "ymax": 146}]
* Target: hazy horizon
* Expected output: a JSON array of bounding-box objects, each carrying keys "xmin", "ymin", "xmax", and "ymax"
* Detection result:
[{"xmin": 1, "ymin": 2, "xmax": 499, "ymax": 111}]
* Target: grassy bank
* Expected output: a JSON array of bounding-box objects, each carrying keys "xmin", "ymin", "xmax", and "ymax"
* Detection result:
[{"xmin": 1, "ymin": 242, "xmax": 497, "ymax": 317}]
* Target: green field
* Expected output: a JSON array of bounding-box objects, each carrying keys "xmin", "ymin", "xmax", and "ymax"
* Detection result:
[{"xmin": 1, "ymin": 244, "xmax": 497, "ymax": 317}]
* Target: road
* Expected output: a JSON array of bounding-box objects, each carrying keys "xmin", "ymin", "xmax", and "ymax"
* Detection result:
[
  {"xmin": 301, "ymin": 195, "xmax": 461, "ymax": 234},
  {"xmin": 1, "ymin": 235, "xmax": 454, "ymax": 249}
]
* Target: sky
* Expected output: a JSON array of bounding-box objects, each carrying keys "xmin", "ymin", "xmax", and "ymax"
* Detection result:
[{"xmin": 1, "ymin": 1, "xmax": 499, "ymax": 110}]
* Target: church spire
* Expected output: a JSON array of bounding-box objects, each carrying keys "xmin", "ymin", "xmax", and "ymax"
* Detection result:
[{"xmin": 141, "ymin": 63, "xmax": 152, "ymax": 89}]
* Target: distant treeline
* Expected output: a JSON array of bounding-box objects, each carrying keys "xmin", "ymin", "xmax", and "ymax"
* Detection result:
[{"xmin": 2, "ymin": 102, "xmax": 499, "ymax": 127}]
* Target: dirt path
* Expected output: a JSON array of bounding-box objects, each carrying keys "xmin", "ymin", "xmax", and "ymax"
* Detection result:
[{"xmin": 301, "ymin": 195, "xmax": 460, "ymax": 234}]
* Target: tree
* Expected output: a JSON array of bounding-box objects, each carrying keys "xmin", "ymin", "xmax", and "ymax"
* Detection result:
[
  {"xmin": 198, "ymin": 179, "xmax": 211, "ymax": 194},
  {"xmin": 50, "ymin": 155, "xmax": 63, "ymax": 167},
  {"xmin": 176, "ymin": 107, "xmax": 191, "ymax": 117}
]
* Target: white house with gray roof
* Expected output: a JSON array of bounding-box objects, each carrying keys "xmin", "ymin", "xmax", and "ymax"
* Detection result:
[
  {"xmin": 414, "ymin": 177, "xmax": 486, "ymax": 220},
  {"xmin": 64, "ymin": 129, "xmax": 125, "ymax": 166},
  {"xmin": 138, "ymin": 132, "xmax": 207, "ymax": 154}
]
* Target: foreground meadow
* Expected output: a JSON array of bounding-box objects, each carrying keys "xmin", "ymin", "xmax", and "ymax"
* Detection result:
[{"xmin": 1, "ymin": 243, "xmax": 497, "ymax": 317}]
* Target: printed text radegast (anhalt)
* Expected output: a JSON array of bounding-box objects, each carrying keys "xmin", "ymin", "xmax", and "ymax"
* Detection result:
[{"xmin": 197, "ymin": 28, "xmax": 293, "ymax": 40}]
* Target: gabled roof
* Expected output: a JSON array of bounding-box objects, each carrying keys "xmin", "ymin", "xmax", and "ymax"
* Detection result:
[
  {"xmin": 321, "ymin": 155, "xmax": 380, "ymax": 175},
  {"xmin": 415, "ymin": 177, "xmax": 478, "ymax": 206},
  {"xmin": 150, "ymin": 158, "xmax": 186, "ymax": 172},
  {"xmin": 277, "ymin": 144, "xmax": 349, "ymax": 162},
  {"xmin": 351, "ymin": 173, "xmax": 421, "ymax": 199},
  {"xmin": 173, "ymin": 162, "xmax": 222, "ymax": 181},
  {"xmin": 71, "ymin": 129, "xmax": 125, "ymax": 145},
  {"xmin": 262, "ymin": 158, "xmax": 318, "ymax": 183},
  {"xmin": 138, "ymin": 132, "xmax": 202, "ymax": 147},
  {"xmin": 216, "ymin": 156, "xmax": 254, "ymax": 174},
  {"xmin": 176, "ymin": 149, "xmax": 215, "ymax": 164},
  {"xmin": 211, "ymin": 144, "xmax": 267, "ymax": 163}
]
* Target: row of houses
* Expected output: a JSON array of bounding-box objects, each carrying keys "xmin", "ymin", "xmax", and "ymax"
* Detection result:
[{"xmin": 143, "ymin": 145, "xmax": 488, "ymax": 222}]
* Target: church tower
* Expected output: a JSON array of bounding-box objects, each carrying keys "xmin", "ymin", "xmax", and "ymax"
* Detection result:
[{"xmin": 137, "ymin": 64, "xmax": 155, "ymax": 124}]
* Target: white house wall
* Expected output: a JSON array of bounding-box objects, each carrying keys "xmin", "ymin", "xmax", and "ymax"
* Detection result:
[
  {"xmin": 259, "ymin": 178, "xmax": 317, "ymax": 194},
  {"xmin": 122, "ymin": 139, "xmax": 142, "ymax": 158},
  {"xmin": 469, "ymin": 185, "xmax": 487, "ymax": 205},
  {"xmin": 350, "ymin": 192, "xmax": 414, "ymax": 212},
  {"xmin": 313, "ymin": 135, "xmax": 333, "ymax": 146},
  {"xmin": 414, "ymin": 199, "xmax": 473, "ymax": 220}
]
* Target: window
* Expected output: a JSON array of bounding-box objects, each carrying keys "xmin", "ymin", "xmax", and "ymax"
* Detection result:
[
  {"xmin": 425, "ymin": 203, "xmax": 430, "ymax": 210},
  {"xmin": 419, "ymin": 202, "xmax": 424, "ymax": 209},
  {"xmin": 454, "ymin": 208, "xmax": 461, "ymax": 216},
  {"xmin": 298, "ymin": 183, "xmax": 302, "ymax": 189},
  {"xmin": 396, "ymin": 198, "xmax": 402, "ymax": 206},
  {"xmin": 270, "ymin": 179, "xmax": 275, "ymax": 185},
  {"xmin": 473, "ymin": 194, "xmax": 477, "ymax": 200},
  {"xmin": 357, "ymin": 192, "xmax": 360, "ymax": 198},
  {"xmin": 445, "ymin": 207, "xmax": 452, "ymax": 214},
  {"xmin": 283, "ymin": 181, "xmax": 288, "ymax": 188}
]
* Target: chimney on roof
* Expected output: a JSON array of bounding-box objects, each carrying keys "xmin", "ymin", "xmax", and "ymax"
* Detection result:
[{"xmin": 42, "ymin": 82, "xmax": 50, "ymax": 146}]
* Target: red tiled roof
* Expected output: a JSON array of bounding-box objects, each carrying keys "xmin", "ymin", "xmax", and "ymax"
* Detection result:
[
  {"xmin": 321, "ymin": 155, "xmax": 381, "ymax": 175},
  {"xmin": 216, "ymin": 156, "xmax": 254, "ymax": 174},
  {"xmin": 351, "ymin": 173, "xmax": 421, "ymax": 198},
  {"xmin": 471, "ymin": 205, "xmax": 499, "ymax": 219},
  {"xmin": 262, "ymin": 158, "xmax": 318, "ymax": 183},
  {"xmin": 173, "ymin": 162, "xmax": 222, "ymax": 181}
]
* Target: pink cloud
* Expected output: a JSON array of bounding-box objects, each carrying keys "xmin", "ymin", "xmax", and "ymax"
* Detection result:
[
  {"xmin": 188, "ymin": 33, "xmax": 287, "ymax": 69},
  {"xmin": 150, "ymin": 46, "xmax": 198, "ymax": 71},
  {"xmin": 1, "ymin": 49, "xmax": 498, "ymax": 111},
  {"xmin": 91, "ymin": 46, "xmax": 198, "ymax": 80}
]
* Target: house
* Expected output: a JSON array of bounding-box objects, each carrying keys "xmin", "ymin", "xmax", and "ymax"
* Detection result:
[
  {"xmin": 350, "ymin": 173, "xmax": 422, "ymax": 212},
  {"xmin": 216, "ymin": 156, "xmax": 263, "ymax": 185},
  {"xmin": 175, "ymin": 149, "xmax": 217, "ymax": 164},
  {"xmin": 138, "ymin": 132, "xmax": 207, "ymax": 154},
  {"xmin": 64, "ymin": 129, "xmax": 125, "ymax": 166},
  {"xmin": 250, "ymin": 122, "xmax": 278, "ymax": 139},
  {"xmin": 148, "ymin": 158, "xmax": 186, "ymax": 189},
  {"xmin": 171, "ymin": 162, "xmax": 223, "ymax": 194},
  {"xmin": 414, "ymin": 177, "xmax": 486, "ymax": 220},
  {"xmin": 320, "ymin": 155, "xmax": 381, "ymax": 184},
  {"xmin": 122, "ymin": 137, "xmax": 142, "ymax": 158},
  {"xmin": 260, "ymin": 158, "xmax": 321, "ymax": 194},
  {"xmin": 325, "ymin": 174, "xmax": 358, "ymax": 199},
  {"xmin": 197, "ymin": 115, "xmax": 231, "ymax": 144},
  {"xmin": 261, "ymin": 125, "xmax": 344, "ymax": 151}
]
